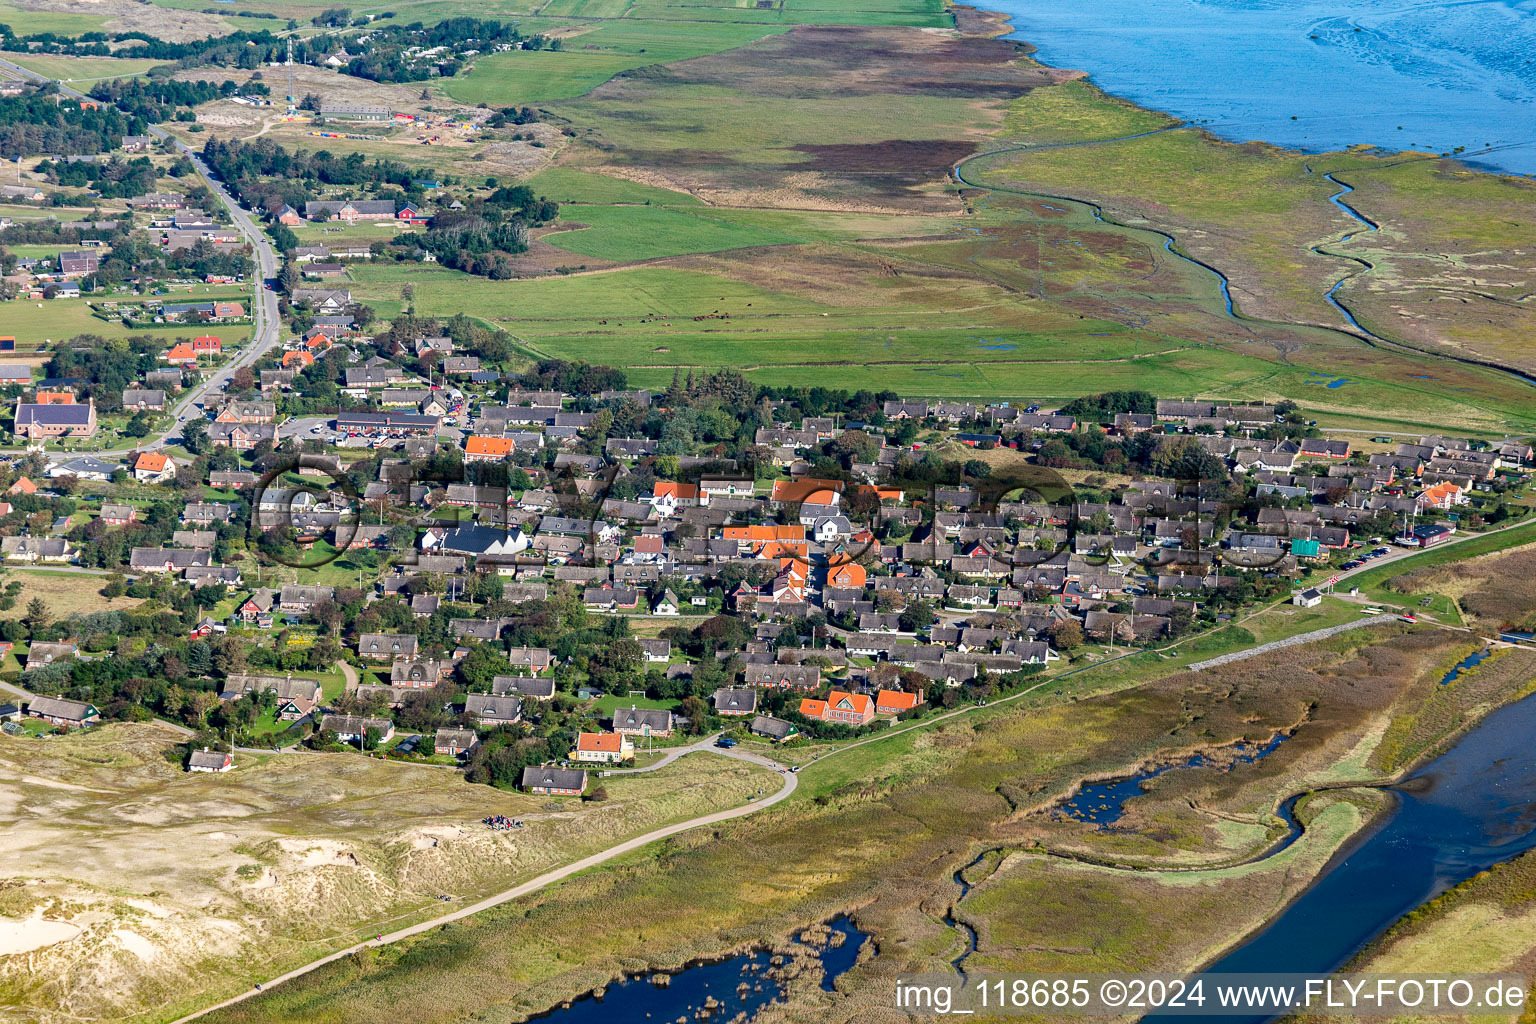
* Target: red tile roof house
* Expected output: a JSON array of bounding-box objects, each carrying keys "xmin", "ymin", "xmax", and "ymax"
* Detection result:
[{"xmin": 800, "ymin": 690, "xmax": 875, "ymax": 726}]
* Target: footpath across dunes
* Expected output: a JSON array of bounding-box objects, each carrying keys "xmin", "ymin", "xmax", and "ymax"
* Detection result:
[{"xmin": 0, "ymin": 725, "xmax": 774, "ymax": 1023}]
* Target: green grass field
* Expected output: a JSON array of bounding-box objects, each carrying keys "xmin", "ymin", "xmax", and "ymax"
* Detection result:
[
  {"xmin": 446, "ymin": 21, "xmax": 784, "ymax": 105},
  {"xmin": 543, "ymin": 204, "xmax": 799, "ymax": 260},
  {"xmin": 346, "ymin": 258, "xmax": 1536, "ymax": 421},
  {"xmin": 0, "ymin": 52, "xmax": 163, "ymax": 83},
  {"xmin": 0, "ymin": 1, "xmax": 108, "ymax": 35},
  {"xmin": 1, "ymin": 300, "xmax": 144, "ymax": 349},
  {"xmin": 526, "ymin": 167, "xmax": 703, "ymax": 207}
]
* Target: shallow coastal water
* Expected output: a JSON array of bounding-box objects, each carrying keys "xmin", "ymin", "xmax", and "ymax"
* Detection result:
[
  {"xmin": 1181, "ymin": 688, "xmax": 1536, "ymax": 1023},
  {"xmin": 988, "ymin": 0, "xmax": 1536, "ymax": 175}
]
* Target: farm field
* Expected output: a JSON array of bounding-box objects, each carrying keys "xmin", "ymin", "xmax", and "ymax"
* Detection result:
[
  {"xmin": 416, "ymin": 21, "xmax": 1536, "ymax": 429},
  {"xmin": 0, "ymin": 570, "xmax": 142, "ymax": 620},
  {"xmin": 0, "ymin": 301, "xmax": 145, "ymax": 350},
  {"xmin": 541, "ymin": 204, "xmax": 801, "ymax": 260},
  {"xmin": 445, "ymin": 22, "xmax": 784, "ymax": 105},
  {"xmin": 0, "ymin": 0, "xmax": 109, "ymax": 35},
  {"xmin": 347, "ymin": 250, "xmax": 1534, "ymax": 430}
]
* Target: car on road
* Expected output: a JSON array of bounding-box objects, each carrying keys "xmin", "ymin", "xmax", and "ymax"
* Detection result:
[{"xmin": 715, "ymin": 737, "xmax": 737, "ymax": 748}]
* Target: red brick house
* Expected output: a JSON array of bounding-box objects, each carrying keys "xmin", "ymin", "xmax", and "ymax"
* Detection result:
[{"xmin": 799, "ymin": 690, "xmax": 874, "ymax": 726}]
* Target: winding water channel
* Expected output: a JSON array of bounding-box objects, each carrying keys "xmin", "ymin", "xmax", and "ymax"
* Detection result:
[
  {"xmin": 1313, "ymin": 173, "xmax": 1383, "ymax": 339},
  {"xmin": 953, "ymin": 148, "xmax": 1536, "ymax": 388},
  {"xmin": 1188, "ymin": 689, "xmax": 1536, "ymax": 1023}
]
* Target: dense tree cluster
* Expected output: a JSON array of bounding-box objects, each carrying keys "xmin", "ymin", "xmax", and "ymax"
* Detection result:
[
  {"xmin": 44, "ymin": 334, "xmax": 175, "ymax": 412},
  {"xmin": 407, "ymin": 213, "xmax": 530, "ymax": 276},
  {"xmin": 89, "ymin": 78, "xmax": 262, "ymax": 124},
  {"xmin": 386, "ymin": 185, "xmax": 557, "ymax": 278},
  {"xmin": 0, "ymin": 25, "xmax": 285, "ymax": 66},
  {"xmin": 42, "ymin": 155, "xmax": 159, "ymax": 200},
  {"xmin": 1057, "ymin": 389, "xmax": 1156, "ymax": 421},
  {"xmin": 0, "ymin": 91, "xmax": 141, "ymax": 158},
  {"xmin": 199, "ymin": 137, "xmax": 428, "ymax": 213},
  {"xmin": 338, "ymin": 18, "xmax": 550, "ymax": 83}
]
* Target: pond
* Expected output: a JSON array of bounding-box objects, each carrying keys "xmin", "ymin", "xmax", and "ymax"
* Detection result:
[
  {"xmin": 1055, "ymin": 733, "xmax": 1290, "ymax": 827},
  {"xmin": 525, "ymin": 917, "xmax": 869, "ymax": 1024}
]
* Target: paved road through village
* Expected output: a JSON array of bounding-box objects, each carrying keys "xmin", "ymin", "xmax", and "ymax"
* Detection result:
[{"xmin": 0, "ymin": 58, "xmax": 282, "ymax": 458}]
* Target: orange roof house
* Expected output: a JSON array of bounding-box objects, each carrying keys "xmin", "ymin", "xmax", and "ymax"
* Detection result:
[
  {"xmin": 163, "ymin": 343, "xmax": 197, "ymax": 363},
  {"xmin": 574, "ymin": 730, "xmax": 632, "ymax": 763},
  {"xmin": 1417, "ymin": 482, "xmax": 1466, "ymax": 511},
  {"xmin": 801, "ymin": 690, "xmax": 875, "ymax": 725},
  {"xmin": 134, "ymin": 452, "xmax": 174, "ymax": 481},
  {"xmin": 7, "ymin": 477, "xmax": 37, "ymax": 495},
  {"xmin": 768, "ymin": 477, "xmax": 900, "ymax": 506},
  {"xmin": 35, "ymin": 392, "xmax": 75, "ymax": 405},
  {"xmin": 778, "ymin": 557, "xmax": 810, "ymax": 581},
  {"xmin": 282, "ymin": 350, "xmax": 315, "ymax": 368},
  {"xmin": 578, "ymin": 732, "xmax": 623, "ymax": 754},
  {"xmin": 770, "ymin": 477, "xmax": 844, "ymax": 505},
  {"xmin": 875, "ymin": 689, "xmax": 923, "ymax": 715},
  {"xmin": 465, "ymin": 436, "xmax": 516, "ymax": 461},
  {"xmin": 192, "ymin": 335, "xmax": 222, "ymax": 353},
  {"xmin": 653, "ymin": 480, "xmax": 700, "ymax": 502},
  {"xmin": 758, "ymin": 540, "xmax": 809, "ymax": 560},
  {"xmin": 827, "ymin": 560, "xmax": 867, "ymax": 589},
  {"xmin": 306, "ymin": 332, "xmax": 333, "ymax": 350},
  {"xmin": 723, "ymin": 524, "xmax": 804, "ymax": 543}
]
